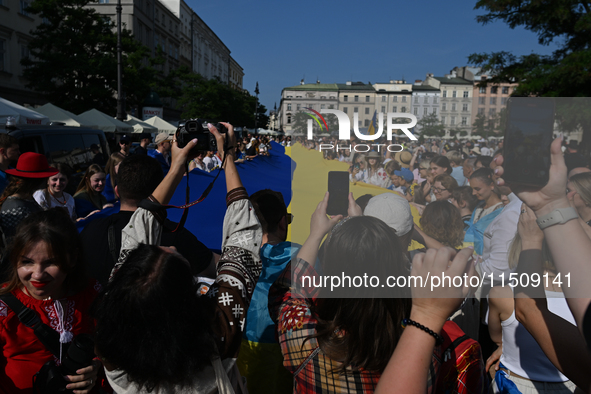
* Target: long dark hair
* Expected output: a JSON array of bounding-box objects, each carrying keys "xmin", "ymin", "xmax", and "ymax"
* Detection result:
[
  {"xmin": 430, "ymin": 155, "xmax": 453, "ymax": 174},
  {"xmin": 0, "ymin": 208, "xmax": 87, "ymax": 296},
  {"xmin": 311, "ymin": 216, "xmax": 411, "ymax": 374},
  {"xmin": 92, "ymin": 244, "xmax": 216, "ymax": 392}
]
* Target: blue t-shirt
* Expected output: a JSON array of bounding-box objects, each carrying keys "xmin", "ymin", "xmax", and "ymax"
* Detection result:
[
  {"xmin": 147, "ymin": 149, "xmax": 170, "ymax": 176},
  {"xmin": 451, "ymin": 166, "xmax": 467, "ymax": 187}
]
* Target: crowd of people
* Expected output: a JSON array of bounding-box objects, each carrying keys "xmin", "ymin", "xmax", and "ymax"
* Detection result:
[{"xmin": 0, "ymin": 124, "xmax": 588, "ymax": 394}]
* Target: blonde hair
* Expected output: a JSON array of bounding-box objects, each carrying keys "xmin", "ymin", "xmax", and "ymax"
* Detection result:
[{"xmin": 570, "ymin": 172, "xmax": 591, "ymax": 206}]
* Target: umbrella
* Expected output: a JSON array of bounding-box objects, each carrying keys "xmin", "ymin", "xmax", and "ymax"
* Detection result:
[
  {"xmin": 0, "ymin": 97, "xmax": 49, "ymax": 125},
  {"xmin": 143, "ymin": 116, "xmax": 177, "ymax": 133},
  {"xmin": 36, "ymin": 103, "xmax": 97, "ymax": 128},
  {"xmin": 78, "ymin": 109, "xmax": 133, "ymax": 133},
  {"xmin": 123, "ymin": 114, "xmax": 158, "ymax": 133}
]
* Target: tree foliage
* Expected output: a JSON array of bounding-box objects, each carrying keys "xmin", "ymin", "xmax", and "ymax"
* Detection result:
[
  {"xmin": 291, "ymin": 111, "xmax": 338, "ymax": 135},
  {"xmin": 468, "ymin": 0, "xmax": 591, "ymax": 149},
  {"xmin": 417, "ymin": 113, "xmax": 445, "ymax": 137},
  {"xmin": 173, "ymin": 71, "xmax": 268, "ymax": 127},
  {"xmin": 22, "ymin": 0, "xmax": 157, "ymax": 115}
]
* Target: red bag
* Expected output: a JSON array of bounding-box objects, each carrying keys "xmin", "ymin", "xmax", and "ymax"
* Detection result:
[{"xmin": 434, "ymin": 321, "xmax": 488, "ymax": 394}]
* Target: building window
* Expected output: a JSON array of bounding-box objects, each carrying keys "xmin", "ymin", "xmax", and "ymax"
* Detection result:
[
  {"xmin": 461, "ymin": 117, "xmax": 467, "ymax": 126},
  {"xmin": 501, "ymin": 97, "xmax": 508, "ymax": 105},
  {"xmin": 296, "ymin": 104, "xmax": 301, "ymax": 110},
  {"xmin": 393, "ymin": 96, "xmax": 398, "ymax": 102},
  {"xmin": 414, "ymin": 96, "xmax": 419, "ymax": 103},
  {"xmin": 463, "ymin": 91, "xmax": 469, "ymax": 98},
  {"xmin": 20, "ymin": 1, "xmax": 29, "ymax": 15},
  {"xmin": 392, "ymin": 106, "xmax": 397, "ymax": 112},
  {"xmin": 401, "ymin": 106, "xmax": 406, "ymax": 112},
  {"xmin": 450, "ymin": 116, "xmax": 456, "ymax": 125},
  {"xmin": 365, "ymin": 107, "xmax": 369, "ymax": 114},
  {"xmin": 287, "ymin": 115, "xmax": 291, "ymax": 124},
  {"xmin": 442, "ymin": 90, "xmax": 447, "ymax": 98},
  {"xmin": 402, "ymin": 96, "xmax": 407, "ymax": 103},
  {"xmin": 424, "ymin": 97, "xmax": 429, "ymax": 104},
  {"xmin": 354, "ymin": 95, "xmax": 359, "ymax": 102},
  {"xmin": 344, "ymin": 95, "xmax": 348, "ymax": 102},
  {"xmin": 489, "ymin": 108, "xmax": 497, "ymax": 116},
  {"xmin": 462, "ymin": 103, "xmax": 468, "ymax": 112},
  {"xmin": 343, "ymin": 107, "xmax": 348, "ymax": 114},
  {"xmin": 321, "ymin": 96, "xmax": 326, "ymax": 99},
  {"xmin": 328, "ymin": 104, "xmax": 334, "ymax": 109},
  {"xmin": 365, "ymin": 95, "xmax": 370, "ymax": 102},
  {"xmin": 441, "ymin": 116, "xmax": 446, "ymax": 124},
  {"xmin": 98, "ymin": 0, "xmax": 109, "ymax": 2},
  {"xmin": 432, "ymin": 108, "xmax": 437, "ymax": 115},
  {"xmin": 287, "ymin": 104, "xmax": 291, "ymax": 111},
  {"xmin": 381, "ymin": 96, "xmax": 386, "ymax": 102},
  {"xmin": 354, "ymin": 107, "xmax": 358, "ymax": 113},
  {"xmin": 490, "ymin": 97, "xmax": 497, "ymax": 105},
  {"xmin": 364, "ymin": 119, "xmax": 370, "ymax": 127},
  {"xmin": 451, "ymin": 103, "xmax": 457, "ymax": 111},
  {"xmin": 296, "ymin": 96, "xmax": 301, "ymax": 98},
  {"xmin": 423, "ymin": 108, "xmax": 428, "ymax": 115},
  {"xmin": 442, "ymin": 103, "xmax": 447, "ymax": 111},
  {"xmin": 479, "ymin": 97, "xmax": 485, "ymax": 105},
  {"xmin": 478, "ymin": 108, "xmax": 485, "ymax": 115},
  {"xmin": 286, "ymin": 95, "xmax": 292, "ymax": 98},
  {"xmin": 479, "ymin": 86, "xmax": 486, "ymax": 94},
  {"xmin": 414, "ymin": 107, "xmax": 418, "ymax": 115},
  {"xmin": 20, "ymin": 44, "xmax": 29, "ymax": 62},
  {"xmin": 321, "ymin": 104, "xmax": 325, "ymax": 109},
  {"xmin": 491, "ymin": 86, "xmax": 498, "ymax": 94},
  {"xmin": 452, "ymin": 90, "xmax": 457, "ymax": 98},
  {"xmin": 433, "ymin": 97, "xmax": 438, "ymax": 104},
  {"xmin": 502, "ymin": 86, "xmax": 509, "ymax": 94},
  {"xmin": 381, "ymin": 106, "xmax": 385, "ymax": 112}
]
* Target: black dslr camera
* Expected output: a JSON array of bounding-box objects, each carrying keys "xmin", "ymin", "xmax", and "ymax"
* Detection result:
[
  {"xmin": 34, "ymin": 334, "xmax": 96, "ymax": 393},
  {"xmin": 176, "ymin": 119, "xmax": 228, "ymax": 157}
]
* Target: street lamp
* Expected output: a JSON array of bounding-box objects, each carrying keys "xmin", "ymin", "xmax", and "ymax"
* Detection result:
[
  {"xmin": 116, "ymin": 0, "xmax": 126, "ymax": 121},
  {"xmin": 254, "ymin": 82, "xmax": 259, "ymax": 132}
]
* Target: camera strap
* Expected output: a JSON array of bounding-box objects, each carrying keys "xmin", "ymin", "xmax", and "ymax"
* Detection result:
[
  {"xmin": 0, "ymin": 294, "xmax": 62, "ymax": 357},
  {"xmin": 138, "ymin": 150, "xmax": 230, "ymax": 233}
]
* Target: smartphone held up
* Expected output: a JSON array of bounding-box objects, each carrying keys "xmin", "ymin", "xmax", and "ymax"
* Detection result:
[
  {"xmin": 327, "ymin": 171, "xmax": 349, "ymax": 217},
  {"xmin": 502, "ymin": 98, "xmax": 555, "ymax": 187}
]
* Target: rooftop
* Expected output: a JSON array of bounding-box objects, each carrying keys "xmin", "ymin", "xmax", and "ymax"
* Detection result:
[
  {"xmin": 283, "ymin": 83, "xmax": 338, "ymax": 91},
  {"xmin": 433, "ymin": 76, "xmax": 473, "ymax": 85}
]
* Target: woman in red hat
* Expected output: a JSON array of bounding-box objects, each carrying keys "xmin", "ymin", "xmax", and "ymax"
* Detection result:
[{"xmin": 0, "ymin": 152, "xmax": 59, "ymax": 242}]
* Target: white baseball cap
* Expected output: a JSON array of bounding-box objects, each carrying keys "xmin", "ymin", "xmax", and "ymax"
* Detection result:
[{"xmin": 364, "ymin": 193, "xmax": 413, "ymax": 236}]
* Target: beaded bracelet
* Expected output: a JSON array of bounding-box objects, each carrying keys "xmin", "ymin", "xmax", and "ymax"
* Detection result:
[{"xmin": 401, "ymin": 318, "xmax": 444, "ymax": 345}]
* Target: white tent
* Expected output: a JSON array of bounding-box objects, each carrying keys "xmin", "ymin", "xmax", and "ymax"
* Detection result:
[
  {"xmin": 143, "ymin": 116, "xmax": 176, "ymax": 133},
  {"xmin": 36, "ymin": 103, "xmax": 98, "ymax": 128},
  {"xmin": 77, "ymin": 109, "xmax": 133, "ymax": 133},
  {"xmin": 0, "ymin": 97, "xmax": 49, "ymax": 125},
  {"xmin": 123, "ymin": 114, "xmax": 158, "ymax": 133}
]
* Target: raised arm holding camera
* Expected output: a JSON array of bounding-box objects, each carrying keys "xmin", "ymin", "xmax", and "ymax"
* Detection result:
[{"xmin": 92, "ymin": 122, "xmax": 262, "ymax": 392}]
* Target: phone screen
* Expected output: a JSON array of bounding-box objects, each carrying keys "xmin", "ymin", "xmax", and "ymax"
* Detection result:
[
  {"xmin": 327, "ymin": 171, "xmax": 349, "ymax": 216},
  {"xmin": 502, "ymin": 98, "xmax": 555, "ymax": 187}
]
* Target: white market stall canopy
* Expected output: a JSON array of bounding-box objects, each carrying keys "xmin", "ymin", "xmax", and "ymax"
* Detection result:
[
  {"xmin": 123, "ymin": 114, "xmax": 158, "ymax": 133},
  {"xmin": 35, "ymin": 103, "xmax": 98, "ymax": 128},
  {"xmin": 144, "ymin": 116, "xmax": 176, "ymax": 133},
  {"xmin": 0, "ymin": 97, "xmax": 49, "ymax": 125},
  {"xmin": 78, "ymin": 109, "xmax": 133, "ymax": 133}
]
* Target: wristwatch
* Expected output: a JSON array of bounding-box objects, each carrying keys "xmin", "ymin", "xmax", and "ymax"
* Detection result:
[{"xmin": 536, "ymin": 207, "xmax": 579, "ymax": 230}]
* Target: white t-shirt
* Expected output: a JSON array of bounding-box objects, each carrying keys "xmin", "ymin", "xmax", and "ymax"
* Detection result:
[{"xmin": 33, "ymin": 189, "xmax": 76, "ymax": 220}]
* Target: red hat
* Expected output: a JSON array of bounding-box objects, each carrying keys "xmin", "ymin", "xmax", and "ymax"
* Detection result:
[{"xmin": 5, "ymin": 152, "xmax": 59, "ymax": 178}]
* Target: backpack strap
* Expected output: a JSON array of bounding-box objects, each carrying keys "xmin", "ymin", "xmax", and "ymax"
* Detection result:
[
  {"xmin": 0, "ymin": 294, "xmax": 61, "ymax": 357},
  {"xmin": 294, "ymin": 347, "xmax": 321, "ymax": 377},
  {"xmin": 107, "ymin": 224, "xmax": 119, "ymax": 264}
]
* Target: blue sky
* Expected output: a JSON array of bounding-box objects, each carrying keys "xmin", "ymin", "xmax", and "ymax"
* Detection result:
[{"xmin": 186, "ymin": 0, "xmax": 560, "ymax": 113}]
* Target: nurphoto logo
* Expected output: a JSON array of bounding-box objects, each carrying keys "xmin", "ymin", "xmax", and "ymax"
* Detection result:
[{"xmin": 303, "ymin": 109, "xmax": 417, "ymax": 153}]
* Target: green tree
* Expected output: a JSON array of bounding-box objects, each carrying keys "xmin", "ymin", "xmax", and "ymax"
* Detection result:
[
  {"xmin": 467, "ymin": 0, "xmax": 591, "ymax": 149},
  {"xmin": 417, "ymin": 113, "xmax": 445, "ymax": 137},
  {"xmin": 22, "ymin": 0, "xmax": 157, "ymax": 115},
  {"xmin": 174, "ymin": 72, "xmax": 267, "ymax": 127},
  {"xmin": 472, "ymin": 113, "xmax": 487, "ymax": 136}
]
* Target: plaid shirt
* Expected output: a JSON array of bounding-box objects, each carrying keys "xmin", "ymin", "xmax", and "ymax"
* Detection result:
[{"xmin": 275, "ymin": 258, "xmax": 441, "ymax": 394}]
